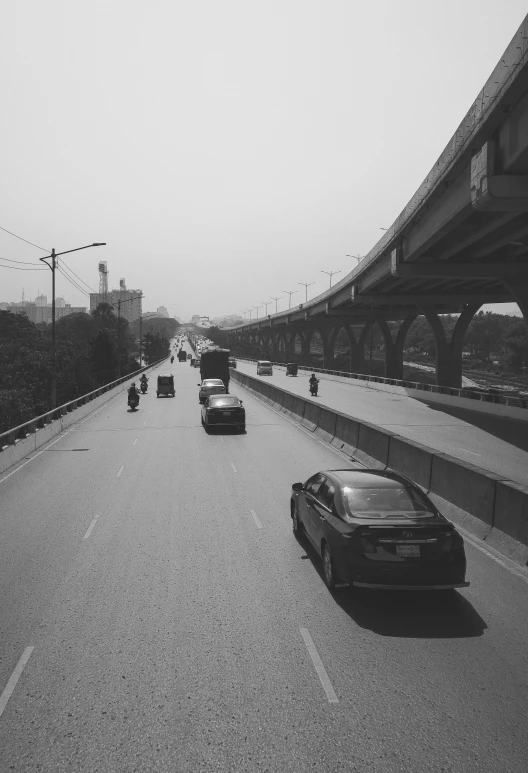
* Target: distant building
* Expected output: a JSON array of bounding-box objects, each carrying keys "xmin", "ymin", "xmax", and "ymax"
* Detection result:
[
  {"xmin": 56, "ymin": 297, "xmax": 66, "ymax": 308},
  {"xmin": 6, "ymin": 303, "xmax": 86, "ymax": 324},
  {"xmin": 89, "ymin": 288, "xmax": 143, "ymax": 324},
  {"xmin": 157, "ymin": 306, "xmax": 169, "ymax": 317},
  {"xmin": 191, "ymin": 314, "xmax": 210, "ymax": 327},
  {"xmin": 35, "ymin": 294, "xmax": 47, "ymax": 307}
]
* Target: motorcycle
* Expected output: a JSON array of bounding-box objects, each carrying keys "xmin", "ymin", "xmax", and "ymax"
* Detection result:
[
  {"xmin": 170, "ymin": 356, "xmax": 174, "ymax": 364},
  {"xmin": 128, "ymin": 392, "xmax": 139, "ymax": 411},
  {"xmin": 140, "ymin": 381, "xmax": 148, "ymax": 394},
  {"xmin": 309, "ymin": 379, "xmax": 319, "ymax": 397}
]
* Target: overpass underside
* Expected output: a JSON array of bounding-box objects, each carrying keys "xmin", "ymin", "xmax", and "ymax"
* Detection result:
[{"xmin": 226, "ymin": 17, "xmax": 528, "ymax": 387}]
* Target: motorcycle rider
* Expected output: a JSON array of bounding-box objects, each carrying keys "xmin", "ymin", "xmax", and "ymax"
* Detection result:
[
  {"xmin": 309, "ymin": 373, "xmax": 319, "ymax": 395},
  {"xmin": 128, "ymin": 382, "xmax": 140, "ymax": 404},
  {"xmin": 140, "ymin": 374, "xmax": 148, "ymax": 391}
]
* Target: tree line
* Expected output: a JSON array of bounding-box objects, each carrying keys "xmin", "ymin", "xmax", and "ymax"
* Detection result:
[{"xmin": 0, "ymin": 305, "xmax": 179, "ymax": 433}]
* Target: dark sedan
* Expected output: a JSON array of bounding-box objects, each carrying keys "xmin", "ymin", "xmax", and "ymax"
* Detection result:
[
  {"xmin": 201, "ymin": 394, "xmax": 245, "ymax": 433},
  {"xmin": 290, "ymin": 469, "xmax": 469, "ymax": 591}
]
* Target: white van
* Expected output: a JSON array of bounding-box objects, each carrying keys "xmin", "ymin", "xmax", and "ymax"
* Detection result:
[{"xmin": 257, "ymin": 360, "xmax": 273, "ymax": 376}]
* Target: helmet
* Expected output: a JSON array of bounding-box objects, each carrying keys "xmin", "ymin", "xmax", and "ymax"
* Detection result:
[{"xmin": 131, "ymin": 382, "xmax": 136, "ymax": 387}]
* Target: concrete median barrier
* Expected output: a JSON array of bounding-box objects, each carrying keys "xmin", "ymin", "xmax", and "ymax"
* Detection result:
[
  {"xmin": 331, "ymin": 414, "xmax": 360, "ymax": 457},
  {"xmin": 388, "ymin": 436, "xmax": 433, "ymax": 490},
  {"xmin": 314, "ymin": 407, "xmax": 337, "ymax": 444},
  {"xmin": 290, "ymin": 396, "xmax": 306, "ymax": 420},
  {"xmin": 355, "ymin": 423, "xmax": 392, "ymax": 469},
  {"xmin": 280, "ymin": 390, "xmax": 295, "ymax": 417},
  {"xmin": 429, "ymin": 453, "xmax": 501, "ymax": 532},
  {"xmin": 488, "ymin": 480, "xmax": 528, "ymax": 565},
  {"xmin": 301, "ymin": 400, "xmax": 320, "ymax": 432}
]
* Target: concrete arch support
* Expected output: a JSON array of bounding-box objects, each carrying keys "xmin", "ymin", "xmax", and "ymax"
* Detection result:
[{"xmin": 421, "ymin": 304, "xmax": 480, "ymax": 387}]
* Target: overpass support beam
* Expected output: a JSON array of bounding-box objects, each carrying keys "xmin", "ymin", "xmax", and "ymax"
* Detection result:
[
  {"xmin": 422, "ymin": 305, "xmax": 480, "ymax": 388},
  {"xmin": 504, "ymin": 280, "xmax": 528, "ymax": 326},
  {"xmin": 382, "ymin": 314, "xmax": 418, "ymax": 380}
]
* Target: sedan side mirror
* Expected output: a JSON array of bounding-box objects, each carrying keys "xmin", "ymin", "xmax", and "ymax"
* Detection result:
[
  {"xmin": 197, "ymin": 384, "xmax": 201, "ymax": 386},
  {"xmin": 292, "ymin": 482, "xmax": 303, "ymax": 492}
]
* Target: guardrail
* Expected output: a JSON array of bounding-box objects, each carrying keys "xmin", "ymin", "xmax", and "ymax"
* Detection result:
[
  {"xmin": 233, "ymin": 358, "xmax": 528, "ymax": 409},
  {"xmin": 0, "ymin": 357, "xmax": 167, "ymax": 451}
]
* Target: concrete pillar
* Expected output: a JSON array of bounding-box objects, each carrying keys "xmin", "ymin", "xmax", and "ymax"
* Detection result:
[
  {"xmin": 383, "ymin": 314, "xmax": 418, "ymax": 380},
  {"xmin": 504, "ymin": 280, "xmax": 528, "ymax": 326},
  {"xmin": 422, "ymin": 305, "xmax": 480, "ymax": 387},
  {"xmin": 301, "ymin": 331, "xmax": 311, "ymax": 365},
  {"xmin": 284, "ymin": 333, "xmax": 294, "ymax": 361}
]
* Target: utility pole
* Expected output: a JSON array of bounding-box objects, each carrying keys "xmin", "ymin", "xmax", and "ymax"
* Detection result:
[
  {"xmin": 139, "ymin": 312, "xmax": 142, "ymax": 367},
  {"xmin": 270, "ymin": 296, "xmax": 282, "ymax": 314},
  {"xmin": 299, "ymin": 281, "xmax": 315, "ymax": 303},
  {"xmin": 283, "ymin": 290, "xmax": 297, "ymax": 309},
  {"xmin": 40, "ymin": 242, "xmax": 105, "ymax": 409}
]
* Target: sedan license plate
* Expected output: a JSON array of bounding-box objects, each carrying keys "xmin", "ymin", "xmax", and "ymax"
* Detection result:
[
  {"xmin": 396, "ymin": 544, "xmax": 420, "ymax": 558},
  {"xmin": 222, "ymin": 411, "xmax": 232, "ymax": 417}
]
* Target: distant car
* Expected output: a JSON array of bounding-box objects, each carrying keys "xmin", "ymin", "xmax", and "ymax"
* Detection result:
[
  {"xmin": 201, "ymin": 394, "xmax": 245, "ymax": 433},
  {"xmin": 229, "ymin": 358, "xmax": 237, "ymax": 369},
  {"xmin": 193, "ymin": 358, "xmax": 201, "ymax": 368},
  {"xmin": 198, "ymin": 378, "xmax": 227, "ymax": 404},
  {"xmin": 257, "ymin": 360, "xmax": 272, "ymax": 375},
  {"xmin": 290, "ymin": 469, "xmax": 469, "ymax": 591}
]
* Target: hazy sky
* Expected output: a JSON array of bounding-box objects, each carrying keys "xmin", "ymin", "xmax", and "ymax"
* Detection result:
[{"xmin": 1, "ymin": 0, "xmax": 526, "ymax": 320}]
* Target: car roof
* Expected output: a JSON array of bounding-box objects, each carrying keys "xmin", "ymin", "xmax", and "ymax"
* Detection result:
[
  {"xmin": 158, "ymin": 373, "xmax": 173, "ymax": 378},
  {"xmin": 202, "ymin": 378, "xmax": 224, "ymax": 384},
  {"xmin": 258, "ymin": 360, "xmax": 271, "ymax": 364},
  {"xmin": 208, "ymin": 394, "xmax": 240, "ymax": 402},
  {"xmin": 322, "ymin": 469, "xmax": 412, "ymax": 488}
]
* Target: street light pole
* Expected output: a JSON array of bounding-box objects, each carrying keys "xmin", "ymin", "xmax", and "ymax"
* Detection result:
[
  {"xmin": 253, "ymin": 305, "xmax": 260, "ymax": 320},
  {"xmin": 321, "ymin": 269, "xmax": 341, "ymax": 288},
  {"xmin": 111, "ymin": 293, "xmax": 143, "ymax": 377},
  {"xmin": 261, "ymin": 301, "xmax": 271, "ymax": 316},
  {"xmin": 283, "ymin": 290, "xmax": 297, "ymax": 309},
  {"xmin": 39, "ymin": 242, "xmax": 106, "ymax": 409},
  {"xmin": 299, "ymin": 281, "xmax": 315, "ymax": 303},
  {"xmin": 346, "ymin": 254, "xmax": 363, "ymax": 265},
  {"xmin": 270, "ymin": 296, "xmax": 282, "ymax": 314}
]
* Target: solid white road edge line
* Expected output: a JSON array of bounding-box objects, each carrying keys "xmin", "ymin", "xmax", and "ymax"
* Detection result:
[
  {"xmin": 300, "ymin": 628, "xmax": 338, "ymax": 704},
  {"xmin": 83, "ymin": 514, "xmax": 101, "ymax": 540},
  {"xmin": 0, "ymin": 647, "xmax": 34, "ymax": 719},
  {"xmin": 459, "ymin": 526, "xmax": 528, "ymax": 584},
  {"xmin": 231, "ymin": 462, "xmax": 237, "ymax": 473},
  {"xmin": 116, "ymin": 465, "xmax": 124, "ymax": 478},
  {"xmin": 250, "ymin": 509, "xmax": 263, "ymax": 529},
  {"xmin": 0, "ymin": 429, "xmax": 74, "ymax": 486}
]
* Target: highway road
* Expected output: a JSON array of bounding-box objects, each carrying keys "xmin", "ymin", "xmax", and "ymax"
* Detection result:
[
  {"xmin": 235, "ymin": 361, "xmax": 528, "ymax": 487},
  {"xmin": 1, "ymin": 355, "xmax": 527, "ymax": 772}
]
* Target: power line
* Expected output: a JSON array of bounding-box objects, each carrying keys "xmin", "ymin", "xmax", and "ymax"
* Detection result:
[
  {"xmin": 60, "ymin": 259, "xmax": 97, "ymax": 293},
  {"xmin": 0, "ymin": 256, "xmax": 43, "ymax": 266},
  {"xmin": 0, "ymin": 261, "xmax": 47, "ymax": 272},
  {"xmin": 0, "ymin": 225, "xmax": 49, "ymax": 252},
  {"xmin": 56, "ymin": 265, "xmax": 90, "ymax": 297}
]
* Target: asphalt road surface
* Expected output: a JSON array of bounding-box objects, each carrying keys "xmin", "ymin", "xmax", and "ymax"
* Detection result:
[
  {"xmin": 235, "ymin": 361, "xmax": 528, "ymax": 487},
  {"xmin": 1, "ymin": 356, "xmax": 527, "ymax": 773}
]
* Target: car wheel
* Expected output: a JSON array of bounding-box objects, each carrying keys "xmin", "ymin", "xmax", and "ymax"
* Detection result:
[
  {"xmin": 239, "ymin": 424, "xmax": 246, "ymax": 433},
  {"xmin": 322, "ymin": 543, "xmax": 338, "ymax": 590},
  {"xmin": 291, "ymin": 502, "xmax": 302, "ymax": 537}
]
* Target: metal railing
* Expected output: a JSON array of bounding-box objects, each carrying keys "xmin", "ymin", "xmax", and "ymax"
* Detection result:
[
  {"xmin": 0, "ymin": 357, "xmax": 167, "ymax": 450},
  {"xmin": 232, "ymin": 358, "xmax": 528, "ymax": 409}
]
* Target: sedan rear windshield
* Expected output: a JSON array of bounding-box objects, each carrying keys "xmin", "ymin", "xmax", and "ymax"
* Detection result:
[
  {"xmin": 343, "ymin": 484, "xmax": 436, "ymax": 519},
  {"xmin": 209, "ymin": 397, "xmax": 240, "ymax": 407},
  {"xmin": 158, "ymin": 377, "xmax": 173, "ymax": 384},
  {"xmin": 203, "ymin": 380, "xmax": 224, "ymax": 386}
]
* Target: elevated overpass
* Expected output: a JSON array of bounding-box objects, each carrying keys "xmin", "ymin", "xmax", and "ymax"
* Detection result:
[{"xmin": 225, "ymin": 14, "xmax": 528, "ymax": 387}]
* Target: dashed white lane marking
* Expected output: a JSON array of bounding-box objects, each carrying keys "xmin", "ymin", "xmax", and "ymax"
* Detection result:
[
  {"xmin": 83, "ymin": 514, "xmax": 101, "ymax": 540},
  {"xmin": 0, "ymin": 647, "xmax": 34, "ymax": 719},
  {"xmin": 133, "ymin": 438, "xmax": 138, "ymax": 446},
  {"xmin": 116, "ymin": 465, "xmax": 124, "ymax": 478},
  {"xmin": 300, "ymin": 628, "xmax": 338, "ymax": 704},
  {"xmin": 143, "ymin": 421, "xmax": 147, "ymax": 426},
  {"xmin": 250, "ymin": 509, "xmax": 262, "ymax": 529},
  {"xmin": 230, "ymin": 462, "xmax": 237, "ymax": 473},
  {"xmin": 219, "ymin": 436, "xmax": 224, "ymax": 443},
  {"xmin": 460, "ymin": 448, "xmax": 481, "ymax": 456}
]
